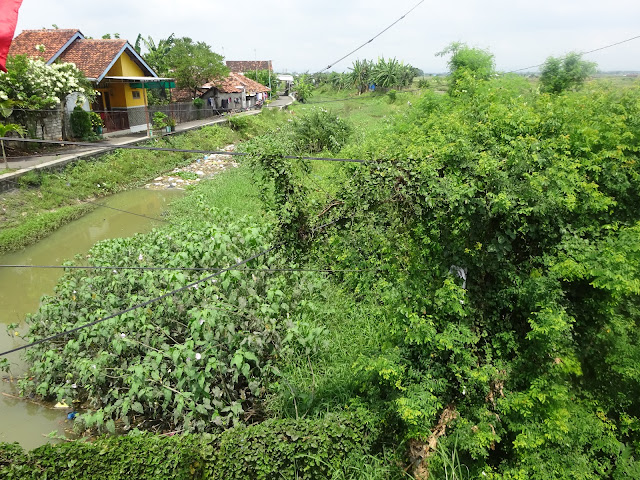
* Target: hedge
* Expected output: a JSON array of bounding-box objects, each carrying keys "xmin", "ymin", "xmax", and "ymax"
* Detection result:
[{"xmin": 0, "ymin": 412, "xmax": 377, "ymax": 479}]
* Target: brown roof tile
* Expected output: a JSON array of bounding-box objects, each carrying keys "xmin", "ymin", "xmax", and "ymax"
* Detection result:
[
  {"xmin": 9, "ymin": 29, "xmax": 81, "ymax": 62},
  {"xmin": 58, "ymin": 39, "xmax": 127, "ymax": 79},
  {"xmin": 171, "ymin": 87, "xmax": 198, "ymax": 102},
  {"xmin": 226, "ymin": 60, "xmax": 272, "ymax": 73},
  {"xmin": 205, "ymin": 72, "xmax": 270, "ymax": 94}
]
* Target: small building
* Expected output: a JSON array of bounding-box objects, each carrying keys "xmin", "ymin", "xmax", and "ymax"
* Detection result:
[
  {"xmin": 277, "ymin": 74, "xmax": 294, "ymax": 95},
  {"xmin": 201, "ymin": 72, "xmax": 270, "ymax": 112},
  {"xmin": 9, "ymin": 29, "xmax": 174, "ymax": 134}
]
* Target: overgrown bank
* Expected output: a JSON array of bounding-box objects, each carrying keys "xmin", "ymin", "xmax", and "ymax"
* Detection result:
[
  {"xmin": 5, "ymin": 70, "xmax": 640, "ymax": 478},
  {"xmin": 0, "ymin": 413, "xmax": 380, "ymax": 479},
  {"xmin": 0, "ymin": 109, "xmax": 286, "ymax": 255}
]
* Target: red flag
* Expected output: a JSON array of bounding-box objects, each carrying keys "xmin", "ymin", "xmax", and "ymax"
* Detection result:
[{"xmin": 0, "ymin": 0, "xmax": 23, "ymax": 72}]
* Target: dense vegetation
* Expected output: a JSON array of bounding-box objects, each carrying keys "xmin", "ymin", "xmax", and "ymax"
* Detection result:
[
  {"xmin": 0, "ymin": 413, "xmax": 379, "ymax": 479},
  {"xmin": 3, "ymin": 50, "xmax": 640, "ymax": 478},
  {"xmin": 248, "ymin": 70, "xmax": 640, "ymax": 477}
]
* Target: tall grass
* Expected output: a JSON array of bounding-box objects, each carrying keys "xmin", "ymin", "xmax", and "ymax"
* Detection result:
[{"xmin": 168, "ymin": 163, "xmax": 265, "ymax": 223}]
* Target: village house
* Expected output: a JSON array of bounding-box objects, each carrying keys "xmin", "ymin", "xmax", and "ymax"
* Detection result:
[
  {"xmin": 200, "ymin": 72, "xmax": 270, "ymax": 111},
  {"xmin": 9, "ymin": 29, "xmax": 174, "ymax": 134}
]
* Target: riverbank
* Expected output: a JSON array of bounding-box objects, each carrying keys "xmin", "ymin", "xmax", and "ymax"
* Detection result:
[{"xmin": 0, "ymin": 109, "xmax": 287, "ymax": 255}]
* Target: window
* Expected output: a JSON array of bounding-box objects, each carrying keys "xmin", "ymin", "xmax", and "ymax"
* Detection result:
[{"xmin": 132, "ymin": 90, "xmax": 141, "ymax": 99}]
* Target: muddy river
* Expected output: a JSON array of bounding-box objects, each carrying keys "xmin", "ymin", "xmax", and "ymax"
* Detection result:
[{"xmin": 0, "ymin": 188, "xmax": 183, "ymax": 449}]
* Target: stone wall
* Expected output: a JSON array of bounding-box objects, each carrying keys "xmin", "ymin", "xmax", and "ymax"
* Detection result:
[
  {"xmin": 8, "ymin": 107, "xmax": 64, "ymax": 141},
  {"xmin": 4, "ymin": 107, "xmax": 64, "ymax": 151},
  {"xmin": 124, "ymin": 106, "xmax": 147, "ymax": 133}
]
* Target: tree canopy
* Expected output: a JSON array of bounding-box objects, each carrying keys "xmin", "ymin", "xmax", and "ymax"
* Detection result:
[
  {"xmin": 437, "ymin": 42, "xmax": 495, "ymax": 93},
  {"xmin": 540, "ymin": 52, "xmax": 597, "ymax": 94},
  {"xmin": 165, "ymin": 37, "xmax": 228, "ymax": 96}
]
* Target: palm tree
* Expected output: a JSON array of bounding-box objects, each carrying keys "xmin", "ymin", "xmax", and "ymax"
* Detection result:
[{"xmin": 137, "ymin": 34, "xmax": 175, "ymax": 76}]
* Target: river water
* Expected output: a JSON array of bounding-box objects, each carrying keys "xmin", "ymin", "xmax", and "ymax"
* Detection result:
[{"xmin": 0, "ymin": 189, "xmax": 183, "ymax": 449}]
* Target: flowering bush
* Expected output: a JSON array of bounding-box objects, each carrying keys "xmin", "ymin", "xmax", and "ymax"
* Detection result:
[{"xmin": 0, "ymin": 55, "xmax": 94, "ymax": 110}]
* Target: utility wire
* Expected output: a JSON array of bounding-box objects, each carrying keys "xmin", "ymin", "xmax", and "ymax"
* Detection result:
[
  {"xmin": 508, "ymin": 33, "xmax": 640, "ymax": 73},
  {"xmin": 0, "ymin": 264, "xmax": 377, "ymax": 273},
  {"xmin": 84, "ymin": 199, "xmax": 171, "ymax": 224},
  {"xmin": 0, "ymin": 216, "xmax": 349, "ymax": 357},
  {"xmin": 320, "ymin": 0, "xmax": 425, "ymax": 72},
  {"xmin": 0, "ymin": 244, "xmax": 278, "ymax": 357},
  {"xmin": 0, "ymin": 137, "xmax": 368, "ymax": 163},
  {"xmin": 305, "ymin": 89, "xmax": 421, "ymax": 105}
]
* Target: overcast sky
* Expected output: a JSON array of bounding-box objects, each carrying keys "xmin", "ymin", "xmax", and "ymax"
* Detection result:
[{"xmin": 14, "ymin": 0, "xmax": 640, "ymax": 73}]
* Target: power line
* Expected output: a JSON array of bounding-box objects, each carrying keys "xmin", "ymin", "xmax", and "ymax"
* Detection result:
[
  {"xmin": 0, "ymin": 264, "xmax": 377, "ymax": 273},
  {"xmin": 0, "ymin": 215, "xmax": 351, "ymax": 357},
  {"xmin": 320, "ymin": 0, "xmax": 425, "ymax": 72},
  {"xmin": 0, "ymin": 244, "xmax": 278, "ymax": 357},
  {"xmin": 84, "ymin": 199, "xmax": 171, "ymax": 224},
  {"xmin": 305, "ymin": 89, "xmax": 421, "ymax": 105},
  {"xmin": 0, "ymin": 137, "xmax": 368, "ymax": 163},
  {"xmin": 508, "ymin": 33, "xmax": 640, "ymax": 73}
]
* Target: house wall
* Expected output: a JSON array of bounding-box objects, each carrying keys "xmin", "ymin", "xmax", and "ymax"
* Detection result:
[
  {"xmin": 214, "ymin": 92, "xmax": 245, "ymax": 110},
  {"xmin": 106, "ymin": 54, "xmax": 147, "ymax": 108}
]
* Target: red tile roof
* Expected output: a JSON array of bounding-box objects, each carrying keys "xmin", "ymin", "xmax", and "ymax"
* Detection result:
[
  {"xmin": 206, "ymin": 72, "xmax": 270, "ymax": 94},
  {"xmin": 171, "ymin": 87, "xmax": 198, "ymax": 102},
  {"xmin": 58, "ymin": 39, "xmax": 127, "ymax": 79},
  {"xmin": 226, "ymin": 60, "xmax": 272, "ymax": 73},
  {"xmin": 9, "ymin": 29, "xmax": 80, "ymax": 62}
]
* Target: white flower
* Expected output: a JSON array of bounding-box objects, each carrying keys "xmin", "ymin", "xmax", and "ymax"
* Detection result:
[
  {"xmin": 120, "ymin": 333, "xmax": 126, "ymax": 338},
  {"xmin": 138, "ymin": 254, "xmax": 143, "ymax": 261},
  {"xmin": 71, "ymin": 383, "xmax": 77, "ymax": 389},
  {"xmin": 195, "ymin": 353, "xmax": 202, "ymax": 360},
  {"xmin": 199, "ymin": 319, "xmax": 205, "ymax": 325}
]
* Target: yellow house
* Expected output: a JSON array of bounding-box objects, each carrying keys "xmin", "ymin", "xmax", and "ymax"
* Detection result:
[{"xmin": 9, "ymin": 29, "xmax": 174, "ymax": 133}]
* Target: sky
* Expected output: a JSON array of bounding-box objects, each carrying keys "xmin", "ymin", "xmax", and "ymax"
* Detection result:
[{"xmin": 13, "ymin": 0, "xmax": 640, "ymax": 74}]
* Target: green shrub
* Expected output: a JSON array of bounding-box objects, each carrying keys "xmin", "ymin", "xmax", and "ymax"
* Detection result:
[
  {"xmin": 17, "ymin": 170, "xmax": 41, "ymax": 188},
  {"xmin": 152, "ymin": 111, "xmax": 168, "ymax": 130},
  {"xmin": 387, "ymin": 89, "xmax": 397, "ymax": 103},
  {"xmin": 17, "ymin": 213, "xmax": 327, "ymax": 435},
  {"xmin": 228, "ymin": 114, "xmax": 249, "ymax": 132},
  {"xmin": 251, "ymin": 76, "xmax": 640, "ymax": 476},
  {"xmin": 89, "ymin": 111, "xmax": 103, "ymax": 131},
  {"xmin": 69, "ymin": 106, "xmax": 93, "ymax": 140},
  {"xmin": 291, "ymin": 108, "xmax": 351, "ymax": 153},
  {"xmin": 417, "ymin": 78, "xmax": 430, "ymax": 89},
  {"xmin": 0, "ymin": 412, "xmax": 381, "ymax": 480}
]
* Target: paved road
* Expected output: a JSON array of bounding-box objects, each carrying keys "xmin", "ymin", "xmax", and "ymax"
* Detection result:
[
  {"xmin": 1, "ymin": 96, "xmax": 294, "ymax": 173},
  {"xmin": 265, "ymin": 95, "xmax": 294, "ymax": 109}
]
